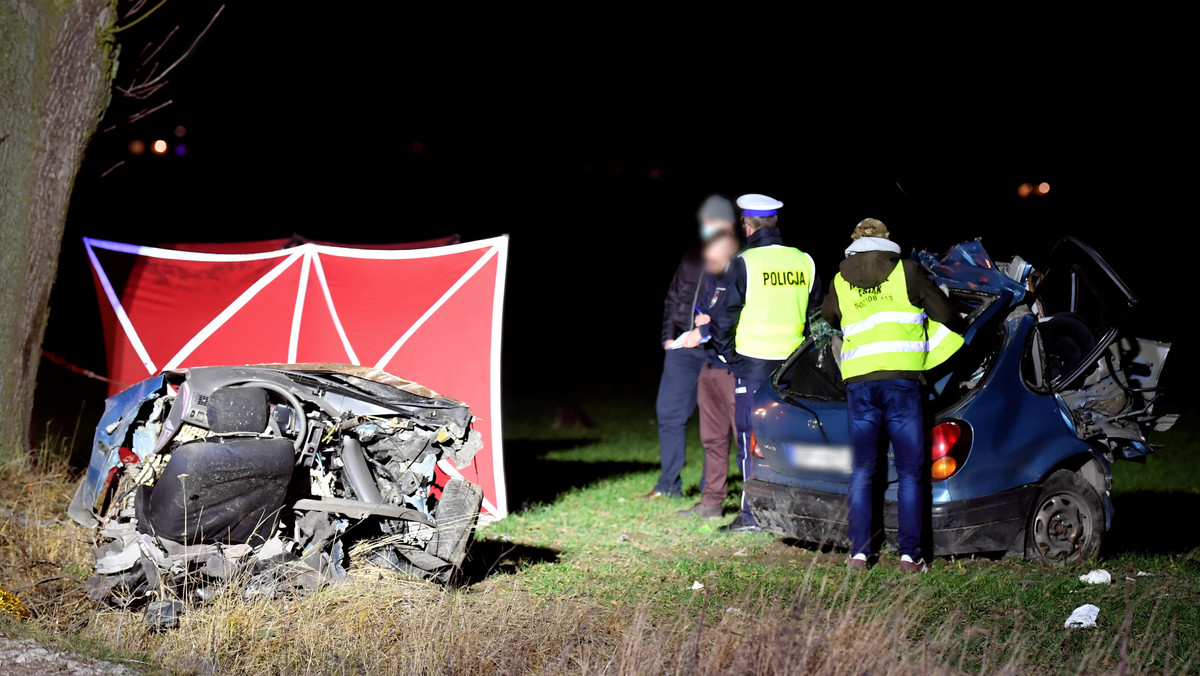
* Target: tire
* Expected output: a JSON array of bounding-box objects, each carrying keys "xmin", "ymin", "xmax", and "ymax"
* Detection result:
[
  {"xmin": 1026, "ymin": 469, "xmax": 1104, "ymax": 566},
  {"xmin": 429, "ymin": 478, "xmax": 482, "ymax": 570}
]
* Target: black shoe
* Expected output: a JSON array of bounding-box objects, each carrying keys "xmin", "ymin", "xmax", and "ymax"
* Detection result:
[{"xmin": 717, "ymin": 514, "xmax": 762, "ymax": 533}]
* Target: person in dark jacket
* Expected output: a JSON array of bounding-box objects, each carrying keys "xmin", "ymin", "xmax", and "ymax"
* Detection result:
[
  {"xmin": 677, "ymin": 230, "xmax": 740, "ymax": 518},
  {"xmin": 713, "ymin": 194, "xmax": 823, "ymax": 532},
  {"xmin": 645, "ymin": 195, "xmax": 736, "ymax": 499},
  {"xmin": 821, "ymin": 218, "xmax": 963, "ymax": 572}
]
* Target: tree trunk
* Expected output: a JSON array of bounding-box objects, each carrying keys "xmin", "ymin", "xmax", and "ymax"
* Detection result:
[{"xmin": 0, "ymin": 0, "xmax": 116, "ymax": 457}]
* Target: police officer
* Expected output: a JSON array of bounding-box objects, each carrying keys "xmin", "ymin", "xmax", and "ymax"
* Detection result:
[
  {"xmin": 820, "ymin": 218, "xmax": 963, "ymax": 571},
  {"xmin": 713, "ymin": 194, "xmax": 821, "ymax": 532},
  {"xmin": 644, "ymin": 195, "xmax": 736, "ymax": 499}
]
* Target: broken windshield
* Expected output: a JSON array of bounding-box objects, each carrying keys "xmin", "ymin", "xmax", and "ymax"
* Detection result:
[{"xmin": 775, "ymin": 319, "xmax": 847, "ymax": 402}]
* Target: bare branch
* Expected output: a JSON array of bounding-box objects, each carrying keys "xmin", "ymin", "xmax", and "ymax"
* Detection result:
[
  {"xmin": 116, "ymin": 4, "xmax": 223, "ymax": 99},
  {"xmin": 123, "ymin": 0, "xmax": 151, "ymax": 20},
  {"xmin": 127, "ymin": 99, "xmax": 173, "ymax": 123},
  {"xmin": 112, "ymin": 0, "xmax": 170, "ymax": 34},
  {"xmin": 98, "ymin": 161, "xmax": 126, "ymax": 178},
  {"xmin": 135, "ymin": 24, "xmax": 178, "ymax": 74}
]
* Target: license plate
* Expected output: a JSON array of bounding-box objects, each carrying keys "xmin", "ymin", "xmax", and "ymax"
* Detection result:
[{"xmin": 785, "ymin": 443, "xmax": 852, "ymax": 474}]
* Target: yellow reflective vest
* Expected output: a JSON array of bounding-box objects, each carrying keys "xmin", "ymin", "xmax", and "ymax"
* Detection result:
[
  {"xmin": 735, "ymin": 245, "xmax": 815, "ymax": 360},
  {"xmin": 833, "ymin": 262, "xmax": 963, "ymax": 380}
]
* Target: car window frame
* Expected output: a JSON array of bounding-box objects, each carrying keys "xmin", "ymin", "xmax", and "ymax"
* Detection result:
[{"xmin": 1030, "ymin": 237, "xmax": 1139, "ymax": 392}]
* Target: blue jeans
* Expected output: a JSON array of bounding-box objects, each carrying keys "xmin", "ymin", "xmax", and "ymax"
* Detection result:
[
  {"xmin": 846, "ymin": 379, "xmax": 926, "ymax": 559},
  {"xmin": 654, "ymin": 348, "xmax": 704, "ymax": 495}
]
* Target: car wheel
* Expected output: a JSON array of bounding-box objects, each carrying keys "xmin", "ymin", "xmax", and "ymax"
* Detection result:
[
  {"xmin": 428, "ymin": 478, "xmax": 483, "ymax": 576},
  {"xmin": 1026, "ymin": 469, "xmax": 1103, "ymax": 566}
]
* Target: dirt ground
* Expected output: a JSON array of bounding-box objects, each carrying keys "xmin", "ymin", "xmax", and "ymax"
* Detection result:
[{"xmin": 0, "ymin": 635, "xmax": 135, "ymax": 675}]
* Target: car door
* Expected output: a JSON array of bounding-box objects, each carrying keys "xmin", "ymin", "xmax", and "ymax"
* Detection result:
[{"xmin": 1027, "ymin": 237, "xmax": 1175, "ymax": 456}]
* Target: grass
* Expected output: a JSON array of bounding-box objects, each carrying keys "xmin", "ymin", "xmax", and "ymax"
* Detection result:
[{"xmin": 1, "ymin": 387, "xmax": 1197, "ymax": 674}]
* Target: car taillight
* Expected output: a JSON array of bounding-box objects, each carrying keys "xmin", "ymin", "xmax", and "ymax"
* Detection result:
[
  {"xmin": 750, "ymin": 430, "xmax": 764, "ymax": 459},
  {"xmin": 930, "ymin": 421, "xmax": 969, "ymax": 481}
]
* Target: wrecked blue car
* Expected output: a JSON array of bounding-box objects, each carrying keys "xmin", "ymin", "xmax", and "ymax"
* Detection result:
[
  {"xmin": 746, "ymin": 238, "xmax": 1176, "ymax": 565},
  {"xmin": 68, "ymin": 364, "xmax": 485, "ymax": 622}
]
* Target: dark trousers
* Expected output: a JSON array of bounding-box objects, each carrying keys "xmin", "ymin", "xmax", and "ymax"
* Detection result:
[
  {"xmin": 698, "ymin": 364, "xmax": 736, "ymax": 507},
  {"xmin": 654, "ymin": 347, "xmax": 704, "ymax": 496},
  {"xmin": 733, "ymin": 359, "xmax": 783, "ymax": 522},
  {"xmin": 846, "ymin": 379, "xmax": 926, "ymax": 559}
]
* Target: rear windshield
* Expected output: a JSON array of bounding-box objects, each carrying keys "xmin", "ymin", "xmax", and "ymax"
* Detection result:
[
  {"xmin": 776, "ymin": 290, "xmax": 1007, "ymax": 408},
  {"xmin": 775, "ymin": 319, "xmax": 847, "ymax": 402}
]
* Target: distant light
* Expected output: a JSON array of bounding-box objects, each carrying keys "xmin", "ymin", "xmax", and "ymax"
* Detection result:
[
  {"xmin": 128, "ymin": 139, "xmax": 145, "ymax": 155},
  {"xmin": 152, "ymin": 139, "xmax": 168, "ymax": 155},
  {"xmin": 648, "ymin": 168, "xmax": 662, "ymax": 180},
  {"xmin": 174, "ymin": 143, "xmax": 187, "ymax": 157},
  {"xmin": 411, "ymin": 141, "xmax": 424, "ymax": 152},
  {"xmin": 614, "ymin": 165, "xmax": 623, "ymax": 175},
  {"xmin": 1037, "ymin": 182, "xmax": 1050, "ymax": 194},
  {"xmin": 1017, "ymin": 182, "xmax": 1033, "ymax": 198},
  {"xmin": 174, "ymin": 125, "xmax": 187, "ymax": 138}
]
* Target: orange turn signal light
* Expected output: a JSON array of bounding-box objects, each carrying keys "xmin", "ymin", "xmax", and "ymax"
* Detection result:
[
  {"xmin": 929, "ymin": 421, "xmax": 969, "ymax": 481},
  {"xmin": 750, "ymin": 431, "xmax": 764, "ymax": 459},
  {"xmin": 931, "ymin": 456, "xmax": 958, "ymax": 481}
]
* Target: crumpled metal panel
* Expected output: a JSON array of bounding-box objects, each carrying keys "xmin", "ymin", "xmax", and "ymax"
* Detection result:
[
  {"xmin": 68, "ymin": 375, "xmax": 166, "ymax": 528},
  {"xmin": 918, "ymin": 240, "xmax": 1029, "ymax": 301},
  {"xmin": 249, "ymin": 363, "xmax": 455, "ymax": 403}
]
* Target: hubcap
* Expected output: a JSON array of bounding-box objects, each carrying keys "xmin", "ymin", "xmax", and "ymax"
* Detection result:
[{"xmin": 1033, "ymin": 492, "xmax": 1089, "ymax": 561}]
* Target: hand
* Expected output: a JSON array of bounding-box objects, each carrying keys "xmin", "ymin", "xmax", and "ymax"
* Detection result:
[
  {"xmin": 682, "ymin": 329, "xmax": 702, "ymax": 348},
  {"xmin": 694, "ymin": 313, "xmax": 711, "ymax": 327},
  {"xmin": 664, "ymin": 340, "xmax": 674, "ymax": 350}
]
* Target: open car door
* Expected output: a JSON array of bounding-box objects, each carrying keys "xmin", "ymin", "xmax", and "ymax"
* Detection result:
[{"xmin": 1028, "ymin": 237, "xmax": 1176, "ymax": 459}]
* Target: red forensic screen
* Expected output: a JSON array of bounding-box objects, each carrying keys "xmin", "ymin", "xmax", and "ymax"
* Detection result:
[{"xmin": 85, "ymin": 234, "xmax": 507, "ymax": 519}]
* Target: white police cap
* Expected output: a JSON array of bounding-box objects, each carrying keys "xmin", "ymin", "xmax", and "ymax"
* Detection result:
[{"xmin": 736, "ymin": 193, "xmax": 784, "ymax": 216}]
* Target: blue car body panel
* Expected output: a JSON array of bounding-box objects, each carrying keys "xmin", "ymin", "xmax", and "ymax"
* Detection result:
[
  {"xmin": 752, "ymin": 311, "xmax": 1101, "ymax": 500},
  {"xmin": 917, "ymin": 239, "xmax": 1028, "ymax": 303},
  {"xmin": 68, "ymin": 375, "xmax": 166, "ymax": 526}
]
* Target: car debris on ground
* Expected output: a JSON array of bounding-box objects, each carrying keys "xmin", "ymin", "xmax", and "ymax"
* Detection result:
[
  {"xmin": 67, "ymin": 364, "xmax": 485, "ymax": 630},
  {"xmin": 1079, "ymin": 569, "xmax": 1112, "ymax": 584},
  {"xmin": 1064, "ymin": 604, "xmax": 1100, "ymax": 629}
]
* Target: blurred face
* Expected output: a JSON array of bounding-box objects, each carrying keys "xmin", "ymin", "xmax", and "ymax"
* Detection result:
[
  {"xmin": 704, "ymin": 234, "xmax": 738, "ymax": 275},
  {"xmin": 699, "ymin": 218, "xmax": 733, "ymax": 242}
]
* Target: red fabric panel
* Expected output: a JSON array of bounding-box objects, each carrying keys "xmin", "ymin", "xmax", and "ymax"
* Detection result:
[
  {"xmin": 293, "ymin": 268, "xmax": 357, "ymax": 364},
  {"xmin": 377, "ymin": 255, "xmax": 498, "ymax": 508},
  {"xmin": 303, "ymin": 235, "xmax": 459, "ymax": 250},
  {"xmin": 313, "ymin": 249, "xmax": 487, "ymax": 367},
  {"xmin": 179, "ymin": 259, "xmax": 302, "ymax": 368},
  {"xmin": 158, "ymin": 234, "xmax": 459, "ymax": 254},
  {"xmin": 106, "ymin": 251, "xmax": 289, "ymax": 371},
  {"xmin": 92, "ymin": 269, "xmax": 146, "ymax": 389},
  {"xmin": 90, "ymin": 236, "xmax": 506, "ymax": 517}
]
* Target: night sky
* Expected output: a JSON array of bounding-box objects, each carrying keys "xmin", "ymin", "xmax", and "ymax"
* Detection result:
[{"xmin": 35, "ymin": 3, "xmax": 1193, "ymax": 450}]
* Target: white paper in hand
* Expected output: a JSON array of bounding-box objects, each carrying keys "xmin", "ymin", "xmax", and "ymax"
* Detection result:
[{"xmin": 667, "ymin": 330, "xmax": 711, "ymax": 350}]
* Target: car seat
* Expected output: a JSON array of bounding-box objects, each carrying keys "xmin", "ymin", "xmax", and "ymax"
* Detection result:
[{"xmin": 1040, "ymin": 312, "xmax": 1097, "ymax": 386}]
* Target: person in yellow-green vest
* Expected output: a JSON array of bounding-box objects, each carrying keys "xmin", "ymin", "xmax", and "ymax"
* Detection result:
[
  {"xmin": 713, "ymin": 194, "xmax": 821, "ymax": 533},
  {"xmin": 820, "ymin": 218, "xmax": 964, "ymax": 572}
]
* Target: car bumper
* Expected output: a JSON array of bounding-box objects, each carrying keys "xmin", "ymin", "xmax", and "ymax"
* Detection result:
[{"xmin": 745, "ymin": 479, "xmax": 1040, "ymax": 556}]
